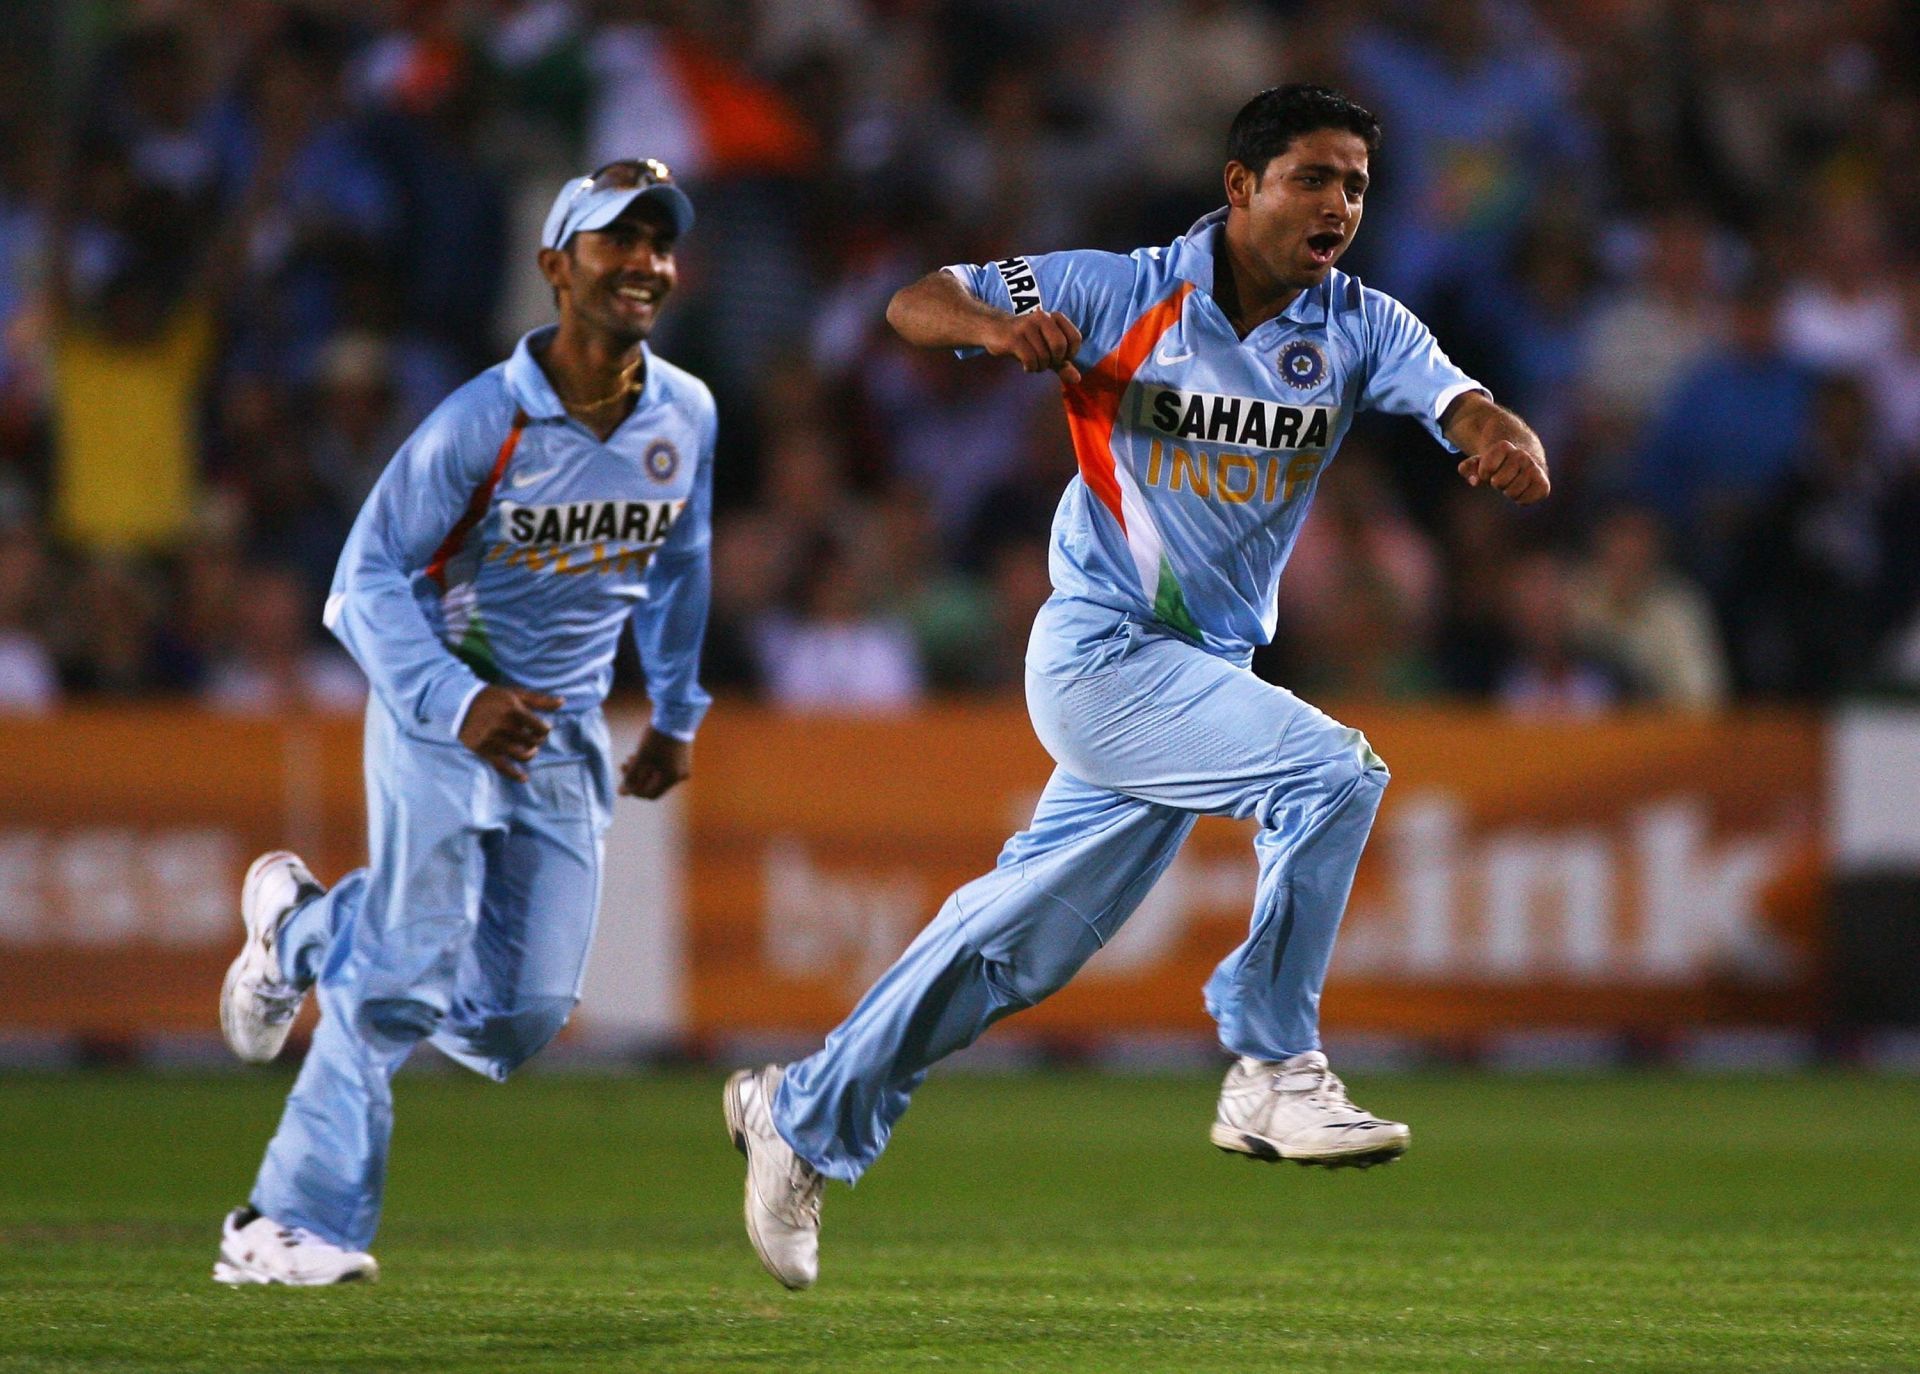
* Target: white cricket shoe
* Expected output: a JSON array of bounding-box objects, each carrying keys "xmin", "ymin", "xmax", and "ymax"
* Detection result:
[
  {"xmin": 724, "ymin": 1065, "xmax": 823, "ymax": 1290},
  {"xmin": 220, "ymin": 850, "xmax": 323, "ymax": 1063},
  {"xmin": 211, "ymin": 1207, "xmax": 378, "ymax": 1286},
  {"xmin": 1211, "ymin": 1050, "xmax": 1410, "ymax": 1168}
]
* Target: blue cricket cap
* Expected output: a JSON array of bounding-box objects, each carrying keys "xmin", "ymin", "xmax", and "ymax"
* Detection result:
[{"xmin": 541, "ymin": 158, "xmax": 695, "ymax": 250}]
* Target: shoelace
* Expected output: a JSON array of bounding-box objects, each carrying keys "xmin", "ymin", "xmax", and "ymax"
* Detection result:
[
  {"xmin": 787, "ymin": 1158, "xmax": 824, "ymax": 1226},
  {"xmin": 1273, "ymin": 1062, "xmax": 1362, "ymax": 1114},
  {"xmin": 256, "ymin": 983, "xmax": 303, "ymax": 1025}
]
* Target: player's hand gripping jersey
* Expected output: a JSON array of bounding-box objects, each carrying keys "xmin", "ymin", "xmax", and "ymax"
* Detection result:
[
  {"xmin": 324, "ymin": 327, "xmax": 714, "ymax": 744},
  {"xmin": 948, "ymin": 209, "xmax": 1486, "ymax": 661}
]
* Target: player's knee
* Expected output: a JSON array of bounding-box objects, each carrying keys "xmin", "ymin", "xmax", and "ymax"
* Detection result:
[
  {"xmin": 987, "ymin": 943, "xmax": 1089, "ymax": 1008},
  {"xmin": 1344, "ymin": 727, "xmax": 1390, "ymax": 791},
  {"xmin": 358, "ymin": 996, "xmax": 443, "ymax": 1049},
  {"xmin": 459, "ymin": 997, "xmax": 578, "ymax": 1081},
  {"xmin": 499, "ymin": 998, "xmax": 576, "ymax": 1072},
  {"xmin": 1255, "ymin": 727, "xmax": 1388, "ymax": 827},
  {"xmin": 1302, "ymin": 725, "xmax": 1386, "ymax": 792}
]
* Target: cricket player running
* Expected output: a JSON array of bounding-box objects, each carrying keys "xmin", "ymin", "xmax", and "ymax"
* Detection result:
[
  {"xmin": 726, "ymin": 85, "xmax": 1549, "ymax": 1290},
  {"xmin": 214, "ymin": 160, "xmax": 714, "ymax": 1285}
]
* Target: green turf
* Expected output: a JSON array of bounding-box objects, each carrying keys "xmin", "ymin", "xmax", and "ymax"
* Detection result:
[{"xmin": 2, "ymin": 1068, "xmax": 1916, "ymax": 1372}]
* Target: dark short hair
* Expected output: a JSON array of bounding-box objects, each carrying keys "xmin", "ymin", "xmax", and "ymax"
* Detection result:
[{"xmin": 1226, "ymin": 84, "xmax": 1381, "ymax": 176}]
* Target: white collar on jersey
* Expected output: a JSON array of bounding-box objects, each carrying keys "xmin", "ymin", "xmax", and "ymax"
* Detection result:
[{"xmin": 504, "ymin": 324, "xmax": 656, "ymax": 422}]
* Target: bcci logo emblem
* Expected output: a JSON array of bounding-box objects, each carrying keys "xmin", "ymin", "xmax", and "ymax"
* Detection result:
[
  {"xmin": 643, "ymin": 439, "xmax": 679, "ymax": 482},
  {"xmin": 1277, "ymin": 339, "xmax": 1328, "ymax": 392}
]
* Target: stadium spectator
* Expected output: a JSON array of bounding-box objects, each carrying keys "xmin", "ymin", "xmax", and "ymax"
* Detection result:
[
  {"xmin": 305, "ymin": 332, "xmax": 414, "ymax": 511},
  {"xmin": 1432, "ymin": 487, "xmax": 1517, "ymax": 697},
  {"xmin": 10, "ymin": 0, "xmax": 1920, "ymax": 715},
  {"xmin": 973, "ymin": 540, "xmax": 1054, "ymax": 693},
  {"xmin": 1464, "ymin": 220, "xmax": 1596, "ymax": 456},
  {"xmin": 355, "ymin": 35, "xmax": 510, "ymax": 378},
  {"xmin": 1281, "ymin": 447, "xmax": 1443, "ymax": 641},
  {"xmin": 1865, "ymin": 274, "xmax": 1920, "ymax": 459},
  {"xmin": 1580, "ymin": 208, "xmax": 1728, "ymax": 447},
  {"xmin": 55, "ymin": 554, "xmax": 174, "ymax": 699},
  {"xmin": 1106, "ymin": 0, "xmax": 1286, "ymax": 232},
  {"xmin": 957, "ymin": 400, "xmax": 1079, "ymax": 576},
  {"xmin": 1276, "ymin": 446, "xmax": 1444, "ymax": 701},
  {"xmin": 699, "ymin": 510, "xmax": 788, "ymax": 696},
  {"xmin": 0, "ymin": 515, "xmax": 56, "ymax": 711},
  {"xmin": 212, "ymin": 11, "xmax": 397, "ymax": 381},
  {"xmin": 1724, "ymin": 375, "xmax": 1915, "ymax": 698},
  {"xmin": 860, "ymin": 339, "xmax": 1056, "ymax": 552},
  {"xmin": 751, "ymin": 421, "xmax": 864, "ymax": 562},
  {"xmin": 1631, "ymin": 280, "xmax": 1815, "ymax": 577},
  {"xmin": 44, "ymin": 149, "xmax": 211, "ymax": 556},
  {"xmin": 754, "ymin": 531, "xmax": 923, "ymax": 712},
  {"xmin": 44, "ymin": 68, "xmax": 297, "ymax": 560},
  {"xmin": 1288, "ymin": 563, "xmax": 1443, "ymax": 704},
  {"xmin": 88, "ymin": 19, "xmax": 226, "ymax": 216},
  {"xmin": 1341, "ymin": 0, "xmax": 1594, "ymax": 311},
  {"xmin": 1777, "ymin": 205, "xmax": 1903, "ymax": 378},
  {"xmin": 869, "ymin": 483, "xmax": 992, "ymax": 693},
  {"xmin": 154, "ymin": 501, "xmax": 247, "ymax": 694},
  {"xmin": 235, "ymin": 433, "xmax": 353, "ymax": 610},
  {"xmin": 200, "ymin": 563, "xmax": 364, "ymax": 715},
  {"xmin": 0, "ymin": 125, "xmax": 53, "ymax": 456},
  {"xmin": 1569, "ymin": 506, "xmax": 1729, "ymax": 709},
  {"xmin": 1495, "ymin": 549, "xmax": 1620, "ymax": 717}
]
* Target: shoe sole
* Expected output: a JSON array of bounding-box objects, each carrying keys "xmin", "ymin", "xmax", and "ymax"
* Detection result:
[
  {"xmin": 1209, "ymin": 1121, "xmax": 1410, "ymax": 1169},
  {"xmin": 212, "ymin": 1251, "xmax": 378, "ymax": 1286},
  {"xmin": 220, "ymin": 852, "xmax": 310, "ymax": 1064},
  {"xmin": 724, "ymin": 1070, "xmax": 811, "ymax": 1292}
]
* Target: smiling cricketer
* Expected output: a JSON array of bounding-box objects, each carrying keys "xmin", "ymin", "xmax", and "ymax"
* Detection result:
[{"xmin": 213, "ymin": 159, "xmax": 714, "ymax": 1285}]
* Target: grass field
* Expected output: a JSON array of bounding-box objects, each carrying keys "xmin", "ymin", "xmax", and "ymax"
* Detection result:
[{"xmin": 3, "ymin": 1068, "xmax": 1916, "ymax": 1373}]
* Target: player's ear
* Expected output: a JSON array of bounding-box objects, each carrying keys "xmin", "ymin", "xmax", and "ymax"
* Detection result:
[
  {"xmin": 1223, "ymin": 160, "xmax": 1257, "ymax": 210},
  {"xmin": 537, "ymin": 246, "xmax": 569, "ymax": 296}
]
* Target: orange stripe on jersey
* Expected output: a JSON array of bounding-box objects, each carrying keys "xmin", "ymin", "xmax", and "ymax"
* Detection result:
[
  {"xmin": 426, "ymin": 409, "xmax": 528, "ymax": 590},
  {"xmin": 1060, "ymin": 283, "xmax": 1194, "ymax": 531}
]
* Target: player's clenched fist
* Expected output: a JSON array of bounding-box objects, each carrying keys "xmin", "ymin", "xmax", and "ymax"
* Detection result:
[
  {"xmin": 620, "ymin": 726, "xmax": 692, "ymax": 800},
  {"xmin": 459, "ymin": 684, "xmax": 564, "ymax": 782},
  {"xmin": 986, "ymin": 310, "xmax": 1084, "ymax": 385},
  {"xmin": 1457, "ymin": 439, "xmax": 1550, "ymax": 505}
]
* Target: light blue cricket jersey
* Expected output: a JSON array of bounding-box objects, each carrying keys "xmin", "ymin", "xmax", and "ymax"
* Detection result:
[
  {"xmin": 324, "ymin": 326, "xmax": 714, "ymax": 747},
  {"xmin": 949, "ymin": 209, "xmax": 1486, "ymax": 663}
]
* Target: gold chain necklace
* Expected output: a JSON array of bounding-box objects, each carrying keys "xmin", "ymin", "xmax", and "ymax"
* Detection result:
[{"xmin": 560, "ymin": 361, "xmax": 642, "ymax": 413}]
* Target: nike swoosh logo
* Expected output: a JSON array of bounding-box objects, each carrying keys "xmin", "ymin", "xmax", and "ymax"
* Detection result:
[
  {"xmin": 508, "ymin": 466, "xmax": 559, "ymax": 490},
  {"xmin": 1155, "ymin": 343, "xmax": 1194, "ymax": 364}
]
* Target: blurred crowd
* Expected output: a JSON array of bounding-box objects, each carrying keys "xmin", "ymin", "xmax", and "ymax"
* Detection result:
[{"xmin": 2, "ymin": 0, "xmax": 1918, "ymax": 717}]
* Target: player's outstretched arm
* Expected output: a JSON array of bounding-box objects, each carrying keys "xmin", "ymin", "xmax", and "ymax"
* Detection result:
[
  {"xmin": 885, "ymin": 270, "xmax": 1083, "ymax": 384},
  {"xmin": 1442, "ymin": 391, "xmax": 1551, "ymax": 505}
]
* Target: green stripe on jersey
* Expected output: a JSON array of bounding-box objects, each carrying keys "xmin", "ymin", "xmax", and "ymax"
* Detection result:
[
  {"xmin": 451, "ymin": 615, "xmax": 503, "ymax": 684},
  {"xmin": 1153, "ymin": 556, "xmax": 1203, "ymax": 642}
]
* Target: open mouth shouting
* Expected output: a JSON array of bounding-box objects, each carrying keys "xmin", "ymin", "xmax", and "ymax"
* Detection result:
[{"xmin": 1305, "ymin": 231, "xmax": 1345, "ymax": 267}]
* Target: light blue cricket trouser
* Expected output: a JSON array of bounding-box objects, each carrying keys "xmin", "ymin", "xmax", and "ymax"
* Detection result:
[
  {"xmin": 249, "ymin": 696, "xmax": 613, "ymax": 1250},
  {"xmin": 775, "ymin": 599, "xmax": 1389, "ymax": 1183}
]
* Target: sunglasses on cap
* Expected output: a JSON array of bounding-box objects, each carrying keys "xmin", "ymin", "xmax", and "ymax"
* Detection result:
[
  {"xmin": 543, "ymin": 159, "xmax": 695, "ymax": 249},
  {"xmin": 573, "ymin": 157, "xmax": 675, "ymax": 200}
]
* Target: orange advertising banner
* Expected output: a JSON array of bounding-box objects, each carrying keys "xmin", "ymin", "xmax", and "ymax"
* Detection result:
[
  {"xmin": 0, "ymin": 705, "xmax": 1826, "ymax": 1043},
  {"xmin": 0, "ymin": 711, "xmax": 367, "ymax": 1036},
  {"xmin": 684, "ymin": 706, "xmax": 1826, "ymax": 1040}
]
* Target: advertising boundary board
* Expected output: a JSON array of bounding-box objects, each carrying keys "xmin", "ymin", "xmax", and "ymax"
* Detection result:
[{"xmin": 0, "ymin": 703, "xmax": 1847, "ymax": 1048}]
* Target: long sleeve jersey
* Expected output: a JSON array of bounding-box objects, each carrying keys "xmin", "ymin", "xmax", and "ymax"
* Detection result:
[
  {"xmin": 947, "ymin": 209, "xmax": 1486, "ymax": 663},
  {"xmin": 323, "ymin": 326, "xmax": 715, "ymax": 748}
]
